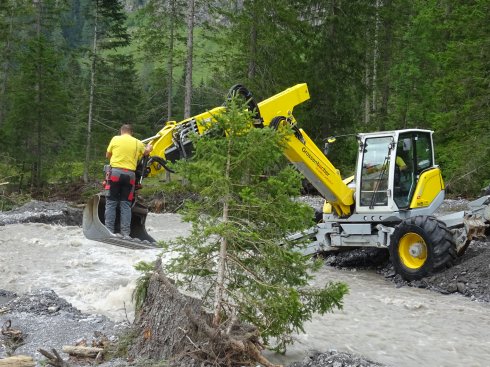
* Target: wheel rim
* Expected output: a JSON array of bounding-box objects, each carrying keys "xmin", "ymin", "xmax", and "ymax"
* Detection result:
[{"xmin": 398, "ymin": 232, "xmax": 428, "ymax": 269}]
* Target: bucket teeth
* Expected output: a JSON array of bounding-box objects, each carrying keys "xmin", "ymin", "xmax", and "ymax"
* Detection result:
[{"xmin": 97, "ymin": 236, "xmax": 159, "ymax": 250}]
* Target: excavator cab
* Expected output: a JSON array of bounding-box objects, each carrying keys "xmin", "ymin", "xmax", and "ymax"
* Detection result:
[{"xmin": 355, "ymin": 129, "xmax": 444, "ymax": 214}]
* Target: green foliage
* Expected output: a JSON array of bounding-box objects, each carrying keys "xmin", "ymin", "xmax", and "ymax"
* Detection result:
[
  {"xmin": 0, "ymin": 155, "xmax": 31, "ymax": 210},
  {"xmin": 45, "ymin": 161, "xmax": 86, "ymax": 183},
  {"xmin": 93, "ymin": 0, "xmax": 131, "ymax": 50},
  {"xmin": 109, "ymin": 328, "xmax": 138, "ymax": 359},
  {"xmin": 134, "ymin": 0, "xmax": 185, "ymax": 59},
  {"xmin": 385, "ymin": 0, "xmax": 490, "ymax": 195},
  {"xmin": 0, "ymin": 191, "xmax": 31, "ymax": 212},
  {"xmin": 92, "ymin": 53, "xmax": 145, "ymax": 144},
  {"xmin": 161, "ymin": 99, "xmax": 348, "ymax": 352},
  {"xmin": 2, "ymin": 1, "xmax": 71, "ymax": 188},
  {"xmin": 137, "ymin": 64, "xmax": 169, "ymax": 126},
  {"xmin": 207, "ymin": 0, "xmax": 371, "ymax": 176},
  {"xmin": 0, "ymin": 154, "xmax": 22, "ymax": 185},
  {"xmin": 132, "ymin": 260, "xmax": 157, "ymax": 310},
  {"xmin": 1, "ymin": 0, "xmax": 489, "ymax": 196}
]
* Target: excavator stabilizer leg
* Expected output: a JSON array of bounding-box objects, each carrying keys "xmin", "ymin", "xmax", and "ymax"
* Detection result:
[{"xmin": 82, "ymin": 194, "xmax": 158, "ymax": 249}]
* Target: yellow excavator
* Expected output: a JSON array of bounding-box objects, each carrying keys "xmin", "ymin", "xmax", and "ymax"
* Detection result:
[{"xmin": 83, "ymin": 83, "xmax": 490, "ymax": 280}]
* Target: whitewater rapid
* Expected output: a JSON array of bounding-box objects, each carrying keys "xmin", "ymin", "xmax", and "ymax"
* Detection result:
[
  {"xmin": 1, "ymin": 213, "xmax": 489, "ymax": 367},
  {"xmin": 0, "ymin": 213, "xmax": 186, "ymax": 321}
]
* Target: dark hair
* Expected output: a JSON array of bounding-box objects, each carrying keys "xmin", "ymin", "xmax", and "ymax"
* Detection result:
[{"xmin": 120, "ymin": 124, "xmax": 133, "ymax": 134}]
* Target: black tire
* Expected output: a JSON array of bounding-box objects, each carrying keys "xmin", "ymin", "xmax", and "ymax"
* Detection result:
[
  {"xmin": 314, "ymin": 209, "xmax": 323, "ymax": 223},
  {"xmin": 389, "ymin": 215, "xmax": 457, "ymax": 280}
]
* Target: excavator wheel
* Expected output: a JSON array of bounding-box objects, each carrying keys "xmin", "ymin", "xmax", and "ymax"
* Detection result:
[{"xmin": 389, "ymin": 215, "xmax": 457, "ymax": 281}]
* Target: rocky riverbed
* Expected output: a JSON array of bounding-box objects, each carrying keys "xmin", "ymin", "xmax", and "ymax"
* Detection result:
[
  {"xmin": 0, "ymin": 287, "xmax": 385, "ymax": 367},
  {"xmin": 1, "ymin": 198, "xmax": 489, "ymax": 367},
  {"xmin": 320, "ymin": 198, "xmax": 490, "ymax": 303}
]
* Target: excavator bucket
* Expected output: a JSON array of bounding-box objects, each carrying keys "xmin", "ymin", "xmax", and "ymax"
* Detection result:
[{"xmin": 82, "ymin": 194, "xmax": 158, "ymax": 249}]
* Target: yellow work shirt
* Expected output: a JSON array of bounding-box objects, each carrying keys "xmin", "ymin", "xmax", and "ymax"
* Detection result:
[
  {"xmin": 107, "ymin": 134, "xmax": 145, "ymax": 171},
  {"xmin": 396, "ymin": 156, "xmax": 407, "ymax": 170}
]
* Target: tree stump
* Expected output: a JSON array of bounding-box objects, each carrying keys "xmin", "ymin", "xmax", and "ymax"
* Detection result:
[{"xmin": 128, "ymin": 259, "xmax": 281, "ymax": 367}]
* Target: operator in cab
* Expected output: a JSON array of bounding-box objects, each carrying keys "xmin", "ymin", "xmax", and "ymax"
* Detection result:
[{"xmin": 104, "ymin": 124, "xmax": 152, "ymax": 238}]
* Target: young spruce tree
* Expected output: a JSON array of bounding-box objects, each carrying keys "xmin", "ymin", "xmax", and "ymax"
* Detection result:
[{"xmin": 162, "ymin": 98, "xmax": 348, "ymax": 352}]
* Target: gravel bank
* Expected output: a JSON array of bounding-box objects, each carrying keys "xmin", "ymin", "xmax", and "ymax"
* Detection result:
[{"xmin": 0, "ymin": 289, "xmax": 124, "ymax": 362}]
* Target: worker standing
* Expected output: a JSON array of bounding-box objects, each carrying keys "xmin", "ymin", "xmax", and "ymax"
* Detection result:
[{"xmin": 104, "ymin": 124, "xmax": 153, "ymax": 238}]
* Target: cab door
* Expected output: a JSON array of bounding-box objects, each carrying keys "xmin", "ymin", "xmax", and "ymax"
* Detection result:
[
  {"xmin": 394, "ymin": 131, "xmax": 441, "ymax": 209},
  {"xmin": 393, "ymin": 132, "xmax": 416, "ymax": 209},
  {"xmin": 357, "ymin": 135, "xmax": 394, "ymax": 213}
]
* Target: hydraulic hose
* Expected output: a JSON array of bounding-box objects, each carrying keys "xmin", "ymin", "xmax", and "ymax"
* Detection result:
[
  {"xmin": 226, "ymin": 84, "xmax": 264, "ymax": 128},
  {"xmin": 146, "ymin": 156, "xmax": 175, "ymax": 175},
  {"xmin": 269, "ymin": 115, "xmax": 305, "ymax": 143}
]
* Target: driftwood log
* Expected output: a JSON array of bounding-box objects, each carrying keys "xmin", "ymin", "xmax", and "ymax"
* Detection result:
[
  {"xmin": 61, "ymin": 346, "xmax": 103, "ymax": 358},
  {"xmin": 128, "ymin": 258, "xmax": 281, "ymax": 367},
  {"xmin": 38, "ymin": 344, "xmax": 105, "ymax": 366},
  {"xmin": 0, "ymin": 356, "xmax": 35, "ymax": 367}
]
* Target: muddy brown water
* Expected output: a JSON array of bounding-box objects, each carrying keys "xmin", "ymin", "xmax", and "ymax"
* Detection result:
[{"xmin": 0, "ymin": 213, "xmax": 489, "ymax": 367}]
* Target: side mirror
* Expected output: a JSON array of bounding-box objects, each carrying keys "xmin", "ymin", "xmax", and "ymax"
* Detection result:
[
  {"xmin": 402, "ymin": 138, "xmax": 412, "ymax": 151},
  {"xmin": 324, "ymin": 137, "xmax": 336, "ymax": 156}
]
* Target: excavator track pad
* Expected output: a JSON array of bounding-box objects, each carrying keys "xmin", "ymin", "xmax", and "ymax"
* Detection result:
[{"xmin": 83, "ymin": 194, "xmax": 159, "ymax": 250}]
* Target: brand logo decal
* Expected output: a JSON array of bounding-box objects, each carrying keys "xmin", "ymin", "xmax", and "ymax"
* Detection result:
[{"xmin": 302, "ymin": 147, "xmax": 330, "ymax": 177}]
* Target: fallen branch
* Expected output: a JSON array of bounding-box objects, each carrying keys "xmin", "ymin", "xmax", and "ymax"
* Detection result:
[
  {"xmin": 1, "ymin": 320, "xmax": 25, "ymax": 356},
  {"xmin": 38, "ymin": 349, "xmax": 69, "ymax": 367},
  {"xmin": 1, "ymin": 321, "xmax": 23, "ymax": 341}
]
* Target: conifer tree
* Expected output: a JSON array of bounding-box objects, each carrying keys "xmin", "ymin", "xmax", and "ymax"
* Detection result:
[
  {"xmin": 83, "ymin": 0, "xmax": 131, "ymax": 182},
  {"xmin": 0, "ymin": 0, "xmax": 15, "ymax": 128},
  {"xmin": 2, "ymin": 0, "xmax": 70, "ymax": 188},
  {"xmin": 162, "ymin": 98, "xmax": 348, "ymax": 352},
  {"xmin": 136, "ymin": 0, "xmax": 186, "ymax": 122}
]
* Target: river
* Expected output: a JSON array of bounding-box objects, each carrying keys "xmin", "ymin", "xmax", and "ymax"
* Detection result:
[{"xmin": 0, "ymin": 213, "xmax": 489, "ymax": 367}]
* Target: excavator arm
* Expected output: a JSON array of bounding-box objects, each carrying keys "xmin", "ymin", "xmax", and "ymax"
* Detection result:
[
  {"xmin": 83, "ymin": 83, "xmax": 354, "ymax": 247},
  {"xmin": 145, "ymin": 83, "xmax": 354, "ymax": 216}
]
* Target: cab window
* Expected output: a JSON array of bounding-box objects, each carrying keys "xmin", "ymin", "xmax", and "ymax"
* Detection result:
[
  {"xmin": 394, "ymin": 133, "xmax": 415, "ymax": 208},
  {"xmin": 415, "ymin": 133, "xmax": 433, "ymax": 173},
  {"xmin": 360, "ymin": 137, "xmax": 392, "ymax": 207}
]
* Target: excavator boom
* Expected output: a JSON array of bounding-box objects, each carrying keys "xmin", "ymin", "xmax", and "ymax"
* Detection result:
[
  {"xmin": 83, "ymin": 83, "xmax": 355, "ymax": 246},
  {"xmin": 148, "ymin": 83, "xmax": 354, "ymax": 216}
]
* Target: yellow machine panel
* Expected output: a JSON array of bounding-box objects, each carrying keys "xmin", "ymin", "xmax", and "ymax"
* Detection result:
[
  {"xmin": 257, "ymin": 84, "xmax": 310, "ymax": 122},
  {"xmin": 409, "ymin": 167, "xmax": 445, "ymax": 208}
]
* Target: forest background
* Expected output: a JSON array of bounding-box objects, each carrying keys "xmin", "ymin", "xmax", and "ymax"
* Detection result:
[{"xmin": 0, "ymin": 0, "xmax": 488, "ymax": 201}]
